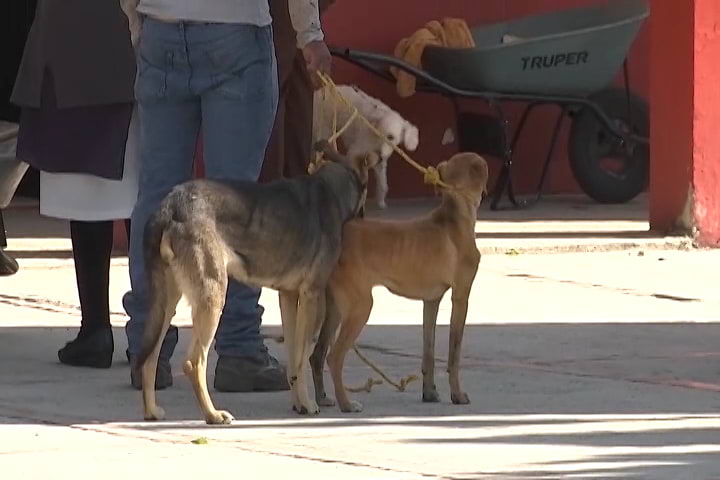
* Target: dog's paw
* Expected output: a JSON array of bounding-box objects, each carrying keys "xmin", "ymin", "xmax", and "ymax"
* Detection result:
[
  {"xmin": 317, "ymin": 394, "xmax": 336, "ymax": 408},
  {"xmin": 339, "ymin": 400, "xmax": 363, "ymax": 413},
  {"xmin": 377, "ymin": 201, "xmax": 387, "ymax": 209},
  {"xmin": 205, "ymin": 409, "xmax": 234, "ymax": 425},
  {"xmin": 293, "ymin": 401, "xmax": 320, "ymax": 416},
  {"xmin": 144, "ymin": 406, "xmax": 166, "ymax": 421},
  {"xmin": 451, "ymin": 391, "xmax": 471, "ymax": 405},
  {"xmin": 422, "ymin": 389, "xmax": 441, "ymax": 403}
]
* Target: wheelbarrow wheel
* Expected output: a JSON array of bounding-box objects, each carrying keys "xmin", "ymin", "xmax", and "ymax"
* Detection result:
[{"xmin": 569, "ymin": 88, "xmax": 649, "ymax": 204}]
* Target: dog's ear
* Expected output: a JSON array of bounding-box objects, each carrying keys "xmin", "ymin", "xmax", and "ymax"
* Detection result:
[
  {"xmin": 313, "ymin": 139, "xmax": 331, "ymax": 155},
  {"xmin": 313, "ymin": 140, "xmax": 345, "ymax": 164},
  {"xmin": 469, "ymin": 157, "xmax": 490, "ymax": 195}
]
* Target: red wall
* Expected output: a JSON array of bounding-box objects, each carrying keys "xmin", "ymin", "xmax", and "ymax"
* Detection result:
[
  {"xmin": 649, "ymin": 0, "xmax": 720, "ymax": 245},
  {"xmin": 322, "ymin": 0, "xmax": 651, "ymax": 198},
  {"xmin": 691, "ymin": 0, "xmax": 720, "ymax": 245},
  {"xmin": 648, "ymin": 1, "xmax": 693, "ymax": 231}
]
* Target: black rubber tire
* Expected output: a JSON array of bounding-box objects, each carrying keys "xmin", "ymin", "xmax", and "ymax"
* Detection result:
[{"xmin": 569, "ymin": 88, "xmax": 649, "ymax": 204}]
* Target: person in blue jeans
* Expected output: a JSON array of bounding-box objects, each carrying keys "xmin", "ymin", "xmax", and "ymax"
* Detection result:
[{"xmin": 123, "ymin": 0, "xmax": 331, "ymax": 391}]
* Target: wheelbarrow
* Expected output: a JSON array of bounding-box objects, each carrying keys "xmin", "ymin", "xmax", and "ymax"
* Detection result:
[{"xmin": 330, "ymin": 0, "xmax": 650, "ymax": 210}]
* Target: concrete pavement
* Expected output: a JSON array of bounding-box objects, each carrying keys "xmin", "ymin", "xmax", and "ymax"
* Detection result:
[{"xmin": 1, "ymin": 195, "xmax": 719, "ymax": 479}]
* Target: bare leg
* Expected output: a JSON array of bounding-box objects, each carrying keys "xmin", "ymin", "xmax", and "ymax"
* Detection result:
[
  {"xmin": 373, "ymin": 158, "xmax": 389, "ymax": 209},
  {"xmin": 279, "ymin": 290, "xmax": 300, "ymax": 410},
  {"xmin": 310, "ymin": 288, "xmax": 339, "ymax": 407},
  {"xmin": 142, "ymin": 271, "xmax": 181, "ymax": 421},
  {"xmin": 422, "ymin": 298, "xmax": 441, "ymax": 403},
  {"xmin": 291, "ymin": 289, "xmax": 322, "ymax": 415},
  {"xmin": 448, "ymin": 288, "xmax": 471, "ymax": 405},
  {"xmin": 184, "ymin": 272, "xmax": 233, "ymax": 425},
  {"xmin": 327, "ymin": 292, "xmax": 373, "ymax": 413}
]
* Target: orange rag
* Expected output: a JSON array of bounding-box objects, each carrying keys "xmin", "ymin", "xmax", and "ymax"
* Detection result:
[{"xmin": 391, "ymin": 18, "xmax": 475, "ymax": 98}]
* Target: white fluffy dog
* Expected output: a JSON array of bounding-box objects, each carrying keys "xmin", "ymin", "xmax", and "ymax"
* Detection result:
[{"xmin": 313, "ymin": 85, "xmax": 419, "ymax": 209}]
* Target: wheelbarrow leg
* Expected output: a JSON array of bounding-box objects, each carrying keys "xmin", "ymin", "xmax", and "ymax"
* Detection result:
[
  {"xmin": 450, "ymin": 96, "xmax": 519, "ymax": 211},
  {"xmin": 489, "ymin": 104, "xmax": 514, "ymax": 210},
  {"xmin": 490, "ymin": 103, "xmax": 541, "ymax": 210},
  {"xmin": 490, "ymin": 163, "xmax": 511, "ymax": 210},
  {"xmin": 530, "ymin": 107, "xmax": 566, "ymax": 205}
]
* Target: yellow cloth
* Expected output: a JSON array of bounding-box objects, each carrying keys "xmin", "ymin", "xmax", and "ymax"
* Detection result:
[{"xmin": 392, "ymin": 18, "xmax": 475, "ymax": 98}]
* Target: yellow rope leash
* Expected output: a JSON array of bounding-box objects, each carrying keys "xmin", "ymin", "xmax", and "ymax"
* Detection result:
[
  {"xmin": 346, "ymin": 345, "xmax": 419, "ymax": 393},
  {"xmin": 268, "ymin": 334, "xmax": 416, "ymax": 394},
  {"xmin": 309, "ymin": 84, "xmax": 359, "ymax": 174},
  {"xmin": 312, "ymin": 71, "xmax": 450, "ymax": 191}
]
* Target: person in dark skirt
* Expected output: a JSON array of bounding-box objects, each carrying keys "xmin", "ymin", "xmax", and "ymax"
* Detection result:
[{"xmin": 12, "ymin": 0, "xmax": 141, "ymax": 368}]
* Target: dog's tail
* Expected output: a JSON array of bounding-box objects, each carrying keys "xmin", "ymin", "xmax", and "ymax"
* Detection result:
[{"xmin": 135, "ymin": 213, "xmax": 177, "ymax": 369}]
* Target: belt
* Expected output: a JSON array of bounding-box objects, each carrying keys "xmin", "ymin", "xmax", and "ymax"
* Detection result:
[{"xmin": 145, "ymin": 14, "xmax": 219, "ymax": 25}]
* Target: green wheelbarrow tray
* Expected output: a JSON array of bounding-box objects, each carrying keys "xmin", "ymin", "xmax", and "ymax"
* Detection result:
[
  {"xmin": 422, "ymin": 0, "xmax": 650, "ymax": 96},
  {"xmin": 0, "ymin": 122, "xmax": 28, "ymax": 210}
]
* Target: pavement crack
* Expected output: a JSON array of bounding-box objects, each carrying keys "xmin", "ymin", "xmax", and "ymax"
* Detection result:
[
  {"xmin": 0, "ymin": 408, "xmax": 444, "ymax": 479},
  {"xmin": 0, "ymin": 406, "xmax": 442, "ymax": 480},
  {"xmin": 212, "ymin": 441, "xmax": 449, "ymax": 479},
  {"xmin": 503, "ymin": 273, "xmax": 705, "ymax": 303},
  {"xmin": 0, "ymin": 293, "xmax": 127, "ymax": 319}
]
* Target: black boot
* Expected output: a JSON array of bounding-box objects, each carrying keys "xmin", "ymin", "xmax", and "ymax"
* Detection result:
[
  {"xmin": 58, "ymin": 327, "xmax": 114, "ymax": 368},
  {"xmin": 58, "ymin": 221, "xmax": 115, "ymax": 368},
  {"xmin": 0, "ymin": 248, "xmax": 19, "ymax": 276}
]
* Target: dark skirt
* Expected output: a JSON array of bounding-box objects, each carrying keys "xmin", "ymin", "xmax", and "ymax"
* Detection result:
[{"xmin": 16, "ymin": 71, "xmax": 133, "ymax": 180}]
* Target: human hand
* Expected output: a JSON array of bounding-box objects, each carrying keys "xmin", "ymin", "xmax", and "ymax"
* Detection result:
[{"xmin": 302, "ymin": 40, "xmax": 332, "ymax": 90}]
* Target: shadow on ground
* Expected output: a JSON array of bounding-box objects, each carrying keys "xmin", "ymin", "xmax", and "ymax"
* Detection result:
[{"xmin": 2, "ymin": 321, "xmax": 718, "ymax": 478}]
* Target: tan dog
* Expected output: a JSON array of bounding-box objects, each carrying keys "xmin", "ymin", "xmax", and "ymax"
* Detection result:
[{"xmin": 310, "ymin": 152, "xmax": 489, "ymax": 412}]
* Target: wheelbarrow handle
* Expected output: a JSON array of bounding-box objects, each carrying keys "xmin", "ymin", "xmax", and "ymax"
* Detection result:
[{"xmin": 329, "ymin": 46, "xmax": 501, "ymax": 100}]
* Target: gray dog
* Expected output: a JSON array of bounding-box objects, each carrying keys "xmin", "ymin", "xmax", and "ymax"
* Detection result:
[{"xmin": 137, "ymin": 141, "xmax": 371, "ymax": 424}]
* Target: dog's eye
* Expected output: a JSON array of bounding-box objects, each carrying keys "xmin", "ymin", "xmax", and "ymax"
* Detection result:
[{"xmin": 387, "ymin": 135, "xmax": 395, "ymax": 141}]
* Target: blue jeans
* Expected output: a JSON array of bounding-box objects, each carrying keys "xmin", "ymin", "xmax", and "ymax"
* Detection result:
[{"xmin": 123, "ymin": 19, "xmax": 279, "ymax": 360}]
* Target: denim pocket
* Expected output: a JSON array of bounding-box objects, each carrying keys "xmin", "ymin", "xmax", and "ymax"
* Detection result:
[
  {"xmin": 204, "ymin": 25, "xmax": 275, "ymax": 103},
  {"xmin": 134, "ymin": 55, "xmax": 167, "ymax": 102},
  {"xmin": 133, "ymin": 26, "xmax": 171, "ymax": 101}
]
